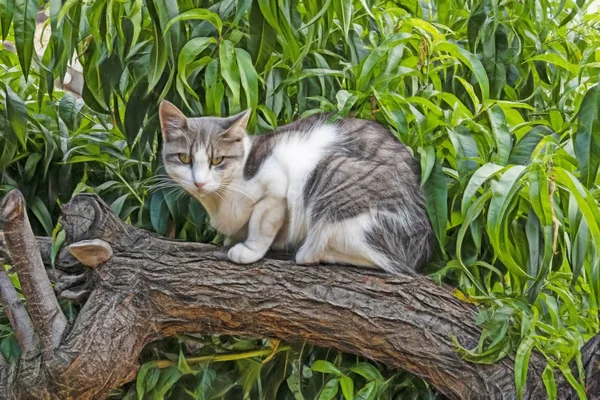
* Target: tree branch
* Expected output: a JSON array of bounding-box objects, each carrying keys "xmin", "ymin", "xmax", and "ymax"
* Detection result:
[
  {"xmin": 0, "ymin": 192, "xmax": 596, "ymax": 399},
  {"xmin": 0, "ymin": 190, "xmax": 67, "ymax": 351},
  {"xmin": 0, "ymin": 267, "xmax": 38, "ymax": 356}
]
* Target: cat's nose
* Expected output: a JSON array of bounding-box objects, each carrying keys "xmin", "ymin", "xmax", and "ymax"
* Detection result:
[{"xmin": 194, "ymin": 182, "xmax": 205, "ymax": 189}]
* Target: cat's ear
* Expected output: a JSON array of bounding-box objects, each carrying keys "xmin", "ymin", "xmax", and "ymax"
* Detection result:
[
  {"xmin": 159, "ymin": 101, "xmax": 188, "ymax": 140},
  {"xmin": 219, "ymin": 109, "xmax": 251, "ymax": 141}
]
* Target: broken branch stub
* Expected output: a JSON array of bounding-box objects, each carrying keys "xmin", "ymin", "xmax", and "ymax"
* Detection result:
[{"xmin": 0, "ymin": 190, "xmax": 66, "ymax": 352}]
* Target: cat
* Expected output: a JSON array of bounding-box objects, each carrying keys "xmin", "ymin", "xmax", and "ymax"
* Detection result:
[{"xmin": 159, "ymin": 101, "xmax": 434, "ymax": 274}]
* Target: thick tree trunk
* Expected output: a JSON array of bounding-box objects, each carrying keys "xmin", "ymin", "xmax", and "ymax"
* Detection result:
[{"xmin": 0, "ymin": 190, "xmax": 597, "ymax": 399}]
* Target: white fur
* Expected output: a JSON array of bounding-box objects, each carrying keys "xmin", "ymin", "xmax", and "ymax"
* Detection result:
[{"xmin": 169, "ymin": 124, "xmax": 380, "ymax": 267}]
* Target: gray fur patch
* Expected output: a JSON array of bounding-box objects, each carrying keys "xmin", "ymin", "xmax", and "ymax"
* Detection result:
[
  {"xmin": 302, "ymin": 116, "xmax": 433, "ymax": 273},
  {"xmin": 243, "ymin": 134, "xmax": 276, "ymax": 180}
]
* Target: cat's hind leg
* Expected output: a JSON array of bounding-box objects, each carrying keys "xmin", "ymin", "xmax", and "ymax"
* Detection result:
[
  {"xmin": 294, "ymin": 221, "xmax": 328, "ymax": 265},
  {"xmin": 295, "ymin": 214, "xmax": 381, "ymax": 268}
]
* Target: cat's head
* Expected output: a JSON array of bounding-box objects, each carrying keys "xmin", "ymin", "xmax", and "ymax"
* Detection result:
[{"xmin": 159, "ymin": 101, "xmax": 250, "ymax": 198}]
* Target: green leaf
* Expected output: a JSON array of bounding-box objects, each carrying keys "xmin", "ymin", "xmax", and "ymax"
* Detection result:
[
  {"xmin": 340, "ymin": 375, "xmax": 354, "ymax": 400},
  {"xmin": 417, "ymin": 146, "xmax": 436, "ymax": 185},
  {"xmin": 164, "ymin": 8, "xmax": 223, "ymax": 35},
  {"xmin": 111, "ymin": 194, "xmax": 130, "ymax": 217},
  {"xmin": 125, "ymin": 79, "xmax": 152, "ymax": 146},
  {"xmin": 56, "ymin": 0, "xmax": 78, "ymax": 27},
  {"xmin": 237, "ymin": 359, "xmax": 263, "ymax": 395},
  {"xmin": 311, "ymin": 360, "xmax": 342, "ymax": 376},
  {"xmin": 449, "ymin": 127, "xmax": 478, "ymax": 180},
  {"xmin": 357, "ymin": 46, "xmax": 386, "ymax": 91},
  {"xmin": 570, "ymin": 217, "xmax": 589, "ymax": 283},
  {"xmin": 0, "ymin": 0, "xmax": 14, "ymax": 40},
  {"xmin": 358, "ymin": 0, "xmax": 374, "ymax": 19},
  {"xmin": 150, "ymin": 191, "xmax": 169, "ymax": 236},
  {"xmin": 248, "ymin": 2, "xmax": 277, "ymax": 73},
  {"xmin": 188, "ymin": 197, "xmax": 206, "ymax": 231},
  {"xmin": 333, "ymin": 0, "xmax": 352, "ymax": 41},
  {"xmin": 13, "ymin": 0, "xmax": 37, "ymax": 78},
  {"xmin": 557, "ymin": 363, "xmax": 587, "ymax": 399},
  {"xmin": 509, "ymin": 126, "xmax": 552, "ymax": 165},
  {"xmin": 236, "ymin": 48, "xmax": 259, "ymax": 111},
  {"xmin": 482, "ymin": 24, "xmax": 508, "ymax": 99},
  {"xmin": 147, "ymin": 24, "xmax": 168, "ymax": 93},
  {"xmin": 350, "ymin": 364, "xmax": 383, "ymax": 382},
  {"xmin": 355, "ymin": 381, "xmax": 376, "ymax": 400},
  {"xmin": 487, "ymin": 165, "xmax": 530, "ymax": 277},
  {"xmin": 144, "ymin": 367, "xmax": 160, "ymax": 394},
  {"xmin": 59, "ymin": 92, "xmax": 82, "ymax": 130},
  {"xmin": 1, "ymin": 335, "xmax": 21, "ymax": 363},
  {"xmin": 318, "ymin": 378, "xmax": 339, "ymax": 400},
  {"xmin": 5, "ymin": 84, "xmax": 28, "ymax": 148},
  {"xmin": 177, "ymin": 349, "xmax": 193, "ymax": 375},
  {"xmin": 434, "ymin": 42, "xmax": 490, "ymax": 101},
  {"xmin": 128, "ymin": 0, "xmax": 143, "ymax": 50},
  {"xmin": 528, "ymin": 160, "xmax": 552, "ymax": 226},
  {"xmin": 31, "ymin": 196, "xmax": 53, "ymax": 236},
  {"xmin": 153, "ymin": 366, "xmax": 182, "ymax": 397},
  {"xmin": 530, "ymin": 54, "xmax": 579, "ymax": 75},
  {"xmin": 286, "ymin": 363, "xmax": 306, "ymax": 400},
  {"xmin": 455, "ymin": 76, "xmax": 480, "ymax": 111},
  {"xmin": 488, "ymin": 105, "xmax": 512, "ymax": 166},
  {"xmin": 23, "ymin": 152, "xmax": 41, "ymax": 181},
  {"xmin": 205, "ymin": 58, "xmax": 224, "ymax": 116},
  {"xmin": 176, "ymin": 37, "xmax": 216, "ymax": 100},
  {"xmin": 50, "ymin": 229, "xmax": 65, "ymax": 268},
  {"xmin": 456, "ymin": 191, "xmax": 493, "ymax": 288},
  {"xmin": 574, "ymin": 84, "xmax": 600, "ymax": 188},
  {"xmin": 461, "ymin": 163, "xmax": 503, "ymax": 215},
  {"xmin": 219, "ymin": 39, "xmax": 241, "ymax": 109},
  {"xmin": 423, "ymin": 158, "xmax": 448, "ymax": 248},
  {"xmin": 515, "ymin": 337, "xmax": 535, "ymax": 398},
  {"xmin": 554, "ymin": 168, "xmax": 600, "ymax": 247}
]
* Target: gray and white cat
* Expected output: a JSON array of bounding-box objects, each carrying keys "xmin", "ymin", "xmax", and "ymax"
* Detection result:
[{"xmin": 159, "ymin": 101, "xmax": 434, "ymax": 274}]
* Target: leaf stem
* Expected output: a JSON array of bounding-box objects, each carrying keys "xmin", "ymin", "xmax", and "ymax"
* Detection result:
[{"xmin": 155, "ymin": 345, "xmax": 292, "ymax": 369}]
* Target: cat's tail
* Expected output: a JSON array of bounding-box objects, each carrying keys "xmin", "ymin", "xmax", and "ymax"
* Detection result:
[{"xmin": 366, "ymin": 210, "xmax": 435, "ymax": 275}]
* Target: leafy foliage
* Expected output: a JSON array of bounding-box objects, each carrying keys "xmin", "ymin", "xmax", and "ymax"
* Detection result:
[{"xmin": 1, "ymin": 0, "xmax": 600, "ymax": 398}]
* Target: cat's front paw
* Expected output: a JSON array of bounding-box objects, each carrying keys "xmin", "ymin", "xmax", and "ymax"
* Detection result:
[{"xmin": 227, "ymin": 243, "xmax": 264, "ymax": 264}]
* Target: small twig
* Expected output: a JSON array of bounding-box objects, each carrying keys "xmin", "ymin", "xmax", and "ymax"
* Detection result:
[
  {"xmin": 1, "ymin": 190, "xmax": 67, "ymax": 351},
  {"xmin": 0, "ymin": 267, "xmax": 38, "ymax": 355},
  {"xmin": 155, "ymin": 345, "xmax": 292, "ymax": 369},
  {"xmin": 263, "ymin": 339, "xmax": 281, "ymax": 364}
]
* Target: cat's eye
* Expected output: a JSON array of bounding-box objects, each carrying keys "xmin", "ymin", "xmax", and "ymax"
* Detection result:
[
  {"xmin": 178, "ymin": 153, "xmax": 191, "ymax": 164},
  {"xmin": 211, "ymin": 157, "xmax": 224, "ymax": 166}
]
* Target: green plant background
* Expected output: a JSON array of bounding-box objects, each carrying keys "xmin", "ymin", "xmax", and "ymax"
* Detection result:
[{"xmin": 1, "ymin": 0, "xmax": 600, "ymax": 398}]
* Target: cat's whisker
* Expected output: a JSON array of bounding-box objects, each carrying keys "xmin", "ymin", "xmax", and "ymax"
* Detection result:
[
  {"xmin": 218, "ymin": 184, "xmax": 252, "ymax": 201},
  {"xmin": 160, "ymin": 187, "xmax": 188, "ymax": 205},
  {"xmin": 210, "ymin": 189, "xmax": 227, "ymax": 204},
  {"xmin": 146, "ymin": 176, "xmax": 175, "ymax": 185},
  {"xmin": 149, "ymin": 183, "xmax": 184, "ymax": 193}
]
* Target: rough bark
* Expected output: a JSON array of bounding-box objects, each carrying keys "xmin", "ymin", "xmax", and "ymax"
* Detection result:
[
  {"xmin": 0, "ymin": 191, "xmax": 67, "ymax": 352},
  {"xmin": 0, "ymin": 190, "xmax": 598, "ymax": 399}
]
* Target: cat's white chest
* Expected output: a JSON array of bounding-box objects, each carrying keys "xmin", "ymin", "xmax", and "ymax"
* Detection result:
[{"xmin": 207, "ymin": 192, "xmax": 254, "ymax": 236}]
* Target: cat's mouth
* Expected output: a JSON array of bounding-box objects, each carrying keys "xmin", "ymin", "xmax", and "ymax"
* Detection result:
[
  {"xmin": 190, "ymin": 188, "xmax": 210, "ymax": 198},
  {"xmin": 189, "ymin": 185, "xmax": 218, "ymax": 198}
]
